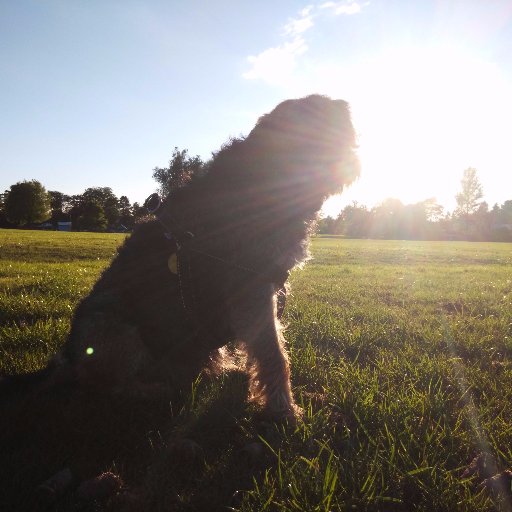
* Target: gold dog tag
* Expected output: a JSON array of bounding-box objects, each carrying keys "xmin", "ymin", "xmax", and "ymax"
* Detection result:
[{"xmin": 168, "ymin": 253, "xmax": 178, "ymax": 274}]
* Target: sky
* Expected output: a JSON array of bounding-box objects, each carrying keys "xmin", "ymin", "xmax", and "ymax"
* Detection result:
[{"xmin": 1, "ymin": 0, "xmax": 512, "ymax": 216}]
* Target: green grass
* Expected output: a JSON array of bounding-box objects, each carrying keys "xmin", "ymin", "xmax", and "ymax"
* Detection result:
[
  {"xmin": 0, "ymin": 229, "xmax": 125, "ymax": 375},
  {"xmin": 1, "ymin": 230, "xmax": 511, "ymax": 511}
]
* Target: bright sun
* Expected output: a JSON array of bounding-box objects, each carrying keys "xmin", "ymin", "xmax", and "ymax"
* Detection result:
[{"xmin": 322, "ymin": 44, "xmax": 512, "ymax": 217}]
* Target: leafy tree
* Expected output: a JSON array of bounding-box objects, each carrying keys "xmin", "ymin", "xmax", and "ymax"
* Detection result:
[
  {"xmin": 48, "ymin": 190, "xmax": 71, "ymax": 223},
  {"xmin": 317, "ymin": 216, "xmax": 338, "ymax": 234},
  {"xmin": 339, "ymin": 202, "xmax": 371, "ymax": 238},
  {"xmin": 371, "ymin": 198, "xmax": 405, "ymax": 239},
  {"xmin": 68, "ymin": 194, "xmax": 84, "ymax": 227},
  {"xmin": 81, "ymin": 187, "xmax": 116, "ymax": 205},
  {"xmin": 49, "ymin": 190, "xmax": 65, "ymax": 212},
  {"xmin": 82, "ymin": 187, "xmax": 119, "ymax": 226},
  {"xmin": 5, "ymin": 180, "xmax": 51, "ymax": 226},
  {"xmin": 490, "ymin": 201, "xmax": 512, "ymax": 241},
  {"xmin": 119, "ymin": 195, "xmax": 130, "ymax": 211},
  {"xmin": 152, "ymin": 147, "xmax": 205, "ymax": 197},
  {"xmin": 76, "ymin": 201, "xmax": 108, "ymax": 232},
  {"xmin": 131, "ymin": 202, "xmax": 148, "ymax": 223},
  {"xmin": 454, "ymin": 168, "xmax": 484, "ymax": 238},
  {"xmin": 455, "ymin": 167, "xmax": 483, "ymax": 217},
  {"xmin": 499, "ymin": 200, "xmax": 512, "ymax": 224},
  {"xmin": 422, "ymin": 198, "xmax": 444, "ymax": 222},
  {"xmin": 0, "ymin": 191, "xmax": 11, "ymax": 227},
  {"xmin": 117, "ymin": 195, "xmax": 130, "ymax": 227},
  {"xmin": 69, "ymin": 187, "xmax": 121, "ymax": 229},
  {"xmin": 103, "ymin": 196, "xmax": 120, "ymax": 227}
]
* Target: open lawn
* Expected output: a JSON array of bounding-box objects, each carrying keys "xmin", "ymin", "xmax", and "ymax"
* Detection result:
[{"xmin": 1, "ymin": 229, "xmax": 511, "ymax": 511}]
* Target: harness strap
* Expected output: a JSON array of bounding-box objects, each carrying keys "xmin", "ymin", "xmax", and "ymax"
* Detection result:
[
  {"xmin": 145, "ymin": 193, "xmax": 290, "ymax": 345},
  {"xmin": 145, "ymin": 193, "xmax": 289, "ymax": 287}
]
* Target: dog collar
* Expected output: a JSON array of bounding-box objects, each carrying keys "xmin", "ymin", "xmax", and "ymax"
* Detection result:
[{"xmin": 145, "ymin": 193, "xmax": 289, "ymax": 286}]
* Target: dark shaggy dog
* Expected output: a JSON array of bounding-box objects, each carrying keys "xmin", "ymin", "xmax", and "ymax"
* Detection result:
[{"xmin": 9, "ymin": 94, "xmax": 360, "ymax": 421}]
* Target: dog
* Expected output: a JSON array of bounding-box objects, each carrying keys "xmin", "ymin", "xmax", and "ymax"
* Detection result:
[{"xmin": 5, "ymin": 94, "xmax": 360, "ymax": 421}]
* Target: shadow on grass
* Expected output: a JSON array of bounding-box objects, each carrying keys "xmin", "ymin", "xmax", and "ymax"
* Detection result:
[{"xmin": 0, "ymin": 369, "xmax": 273, "ymax": 511}]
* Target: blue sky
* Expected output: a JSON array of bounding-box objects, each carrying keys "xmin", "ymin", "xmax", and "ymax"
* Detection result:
[{"xmin": 1, "ymin": 0, "xmax": 512, "ymax": 215}]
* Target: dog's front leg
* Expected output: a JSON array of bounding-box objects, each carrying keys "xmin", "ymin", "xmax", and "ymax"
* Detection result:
[{"xmin": 230, "ymin": 282, "xmax": 300, "ymax": 421}]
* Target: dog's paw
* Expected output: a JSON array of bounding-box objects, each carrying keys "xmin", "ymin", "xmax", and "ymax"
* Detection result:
[
  {"xmin": 284, "ymin": 403, "xmax": 304, "ymax": 425},
  {"xmin": 263, "ymin": 399, "xmax": 303, "ymax": 426},
  {"xmin": 263, "ymin": 393, "xmax": 303, "ymax": 425}
]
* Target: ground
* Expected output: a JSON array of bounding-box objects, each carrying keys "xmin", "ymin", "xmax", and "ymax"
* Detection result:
[{"xmin": 0, "ymin": 229, "xmax": 511, "ymax": 511}]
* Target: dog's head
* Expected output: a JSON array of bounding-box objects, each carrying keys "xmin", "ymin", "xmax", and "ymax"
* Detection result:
[
  {"xmin": 157, "ymin": 95, "xmax": 360, "ymax": 241},
  {"xmin": 246, "ymin": 94, "xmax": 360, "ymax": 198}
]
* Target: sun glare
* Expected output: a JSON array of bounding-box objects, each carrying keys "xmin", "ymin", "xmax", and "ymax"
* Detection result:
[{"xmin": 323, "ymin": 44, "xmax": 511, "ymax": 217}]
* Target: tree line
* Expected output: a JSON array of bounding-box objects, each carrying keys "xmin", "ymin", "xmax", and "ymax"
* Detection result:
[
  {"xmin": 0, "ymin": 148, "xmax": 204, "ymax": 232},
  {"xmin": 318, "ymin": 168, "xmax": 512, "ymax": 242},
  {"xmin": 1, "ymin": 154, "xmax": 511, "ymax": 241},
  {"xmin": 0, "ymin": 183, "xmax": 147, "ymax": 232}
]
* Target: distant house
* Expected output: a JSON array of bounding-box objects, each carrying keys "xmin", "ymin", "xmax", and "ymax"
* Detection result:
[{"xmin": 57, "ymin": 222, "xmax": 72, "ymax": 232}]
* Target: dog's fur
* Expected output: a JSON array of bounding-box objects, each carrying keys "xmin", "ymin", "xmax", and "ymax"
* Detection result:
[{"xmin": 8, "ymin": 95, "xmax": 360, "ymax": 420}]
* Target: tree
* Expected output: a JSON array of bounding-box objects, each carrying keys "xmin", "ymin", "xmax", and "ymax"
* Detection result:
[
  {"xmin": 0, "ymin": 190, "xmax": 11, "ymax": 227},
  {"xmin": 454, "ymin": 168, "xmax": 484, "ymax": 239},
  {"xmin": 152, "ymin": 147, "xmax": 205, "ymax": 197},
  {"xmin": 455, "ymin": 167, "xmax": 483, "ymax": 217},
  {"xmin": 339, "ymin": 202, "xmax": 371, "ymax": 238},
  {"xmin": 103, "ymin": 196, "xmax": 120, "ymax": 227},
  {"xmin": 371, "ymin": 198, "xmax": 405, "ymax": 239},
  {"xmin": 48, "ymin": 190, "xmax": 71, "ymax": 223},
  {"xmin": 82, "ymin": 187, "xmax": 120, "ymax": 226},
  {"xmin": 317, "ymin": 216, "xmax": 338, "ymax": 234},
  {"xmin": 131, "ymin": 202, "xmax": 148, "ymax": 223},
  {"xmin": 490, "ymin": 201, "xmax": 512, "ymax": 241},
  {"xmin": 68, "ymin": 194, "xmax": 84, "ymax": 228},
  {"xmin": 5, "ymin": 180, "xmax": 51, "ymax": 226},
  {"xmin": 499, "ymin": 200, "xmax": 512, "ymax": 224},
  {"xmin": 69, "ymin": 187, "xmax": 121, "ymax": 229},
  {"xmin": 422, "ymin": 198, "xmax": 444, "ymax": 222},
  {"xmin": 118, "ymin": 195, "xmax": 134, "ymax": 229},
  {"xmin": 76, "ymin": 201, "xmax": 108, "ymax": 232}
]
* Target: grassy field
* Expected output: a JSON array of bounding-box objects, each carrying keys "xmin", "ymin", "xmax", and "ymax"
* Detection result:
[{"xmin": 1, "ymin": 229, "xmax": 511, "ymax": 511}]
